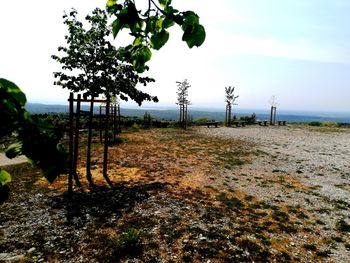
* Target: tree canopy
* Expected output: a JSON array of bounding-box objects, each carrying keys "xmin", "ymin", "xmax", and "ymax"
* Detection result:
[{"xmin": 52, "ymin": 8, "xmax": 158, "ymax": 105}]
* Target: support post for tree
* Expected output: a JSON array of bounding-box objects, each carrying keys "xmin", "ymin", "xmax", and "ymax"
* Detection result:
[
  {"xmin": 270, "ymin": 106, "xmax": 277, "ymax": 125},
  {"xmin": 72, "ymin": 94, "xmax": 82, "ymax": 187},
  {"xmin": 86, "ymin": 96, "xmax": 94, "ymax": 187},
  {"xmin": 99, "ymin": 105, "xmax": 103, "ymax": 143},
  {"xmin": 68, "ymin": 93, "xmax": 74, "ymax": 195},
  {"xmin": 117, "ymin": 104, "xmax": 121, "ymax": 134},
  {"xmin": 103, "ymin": 95, "xmax": 112, "ymax": 186},
  {"xmin": 113, "ymin": 104, "xmax": 117, "ymax": 142}
]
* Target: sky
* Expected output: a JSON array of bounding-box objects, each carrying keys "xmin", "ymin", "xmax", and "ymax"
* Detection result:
[{"xmin": 1, "ymin": 0, "xmax": 350, "ymax": 112}]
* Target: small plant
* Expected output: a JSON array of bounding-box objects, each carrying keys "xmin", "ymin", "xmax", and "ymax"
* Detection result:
[
  {"xmin": 336, "ymin": 219, "xmax": 350, "ymax": 233},
  {"xmin": 111, "ymin": 228, "xmax": 143, "ymax": 258},
  {"xmin": 303, "ymin": 243, "xmax": 317, "ymax": 251},
  {"xmin": 331, "ymin": 236, "xmax": 344, "ymax": 243},
  {"xmin": 316, "ymin": 249, "xmax": 331, "ymax": 257}
]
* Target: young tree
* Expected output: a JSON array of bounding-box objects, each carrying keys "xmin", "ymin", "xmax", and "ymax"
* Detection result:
[
  {"xmin": 107, "ymin": 0, "xmax": 206, "ymax": 73},
  {"xmin": 225, "ymin": 86, "xmax": 239, "ymax": 126},
  {"xmin": 0, "ymin": 1, "xmax": 206, "ymax": 200},
  {"xmin": 52, "ymin": 8, "xmax": 158, "ymax": 186},
  {"xmin": 52, "ymin": 8, "xmax": 157, "ymax": 105},
  {"xmin": 176, "ymin": 79, "xmax": 191, "ymax": 129}
]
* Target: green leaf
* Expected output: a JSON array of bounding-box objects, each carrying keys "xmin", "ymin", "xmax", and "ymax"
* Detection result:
[
  {"xmin": 139, "ymin": 46, "xmax": 152, "ymax": 62},
  {"xmin": 5, "ymin": 143, "xmax": 22, "ymax": 159},
  {"xmin": 158, "ymin": 0, "xmax": 170, "ymax": 8},
  {"xmin": 151, "ymin": 29, "xmax": 169, "ymax": 50},
  {"xmin": 131, "ymin": 46, "xmax": 152, "ymax": 73},
  {"xmin": 133, "ymin": 37, "xmax": 143, "ymax": 46},
  {"xmin": 0, "ymin": 78, "xmax": 27, "ymax": 106},
  {"xmin": 106, "ymin": 0, "xmax": 116, "ymax": 7},
  {"xmin": 112, "ymin": 19, "xmax": 123, "ymax": 38},
  {"xmin": 162, "ymin": 16, "xmax": 175, "ymax": 29},
  {"xmin": 0, "ymin": 169, "xmax": 11, "ymax": 186},
  {"xmin": 182, "ymin": 11, "xmax": 199, "ymax": 31},
  {"xmin": 182, "ymin": 24, "xmax": 206, "ymax": 48},
  {"xmin": 145, "ymin": 16, "xmax": 157, "ymax": 34}
]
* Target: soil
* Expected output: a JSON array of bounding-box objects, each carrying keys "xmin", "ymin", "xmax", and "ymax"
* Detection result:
[{"xmin": 0, "ymin": 125, "xmax": 349, "ymax": 262}]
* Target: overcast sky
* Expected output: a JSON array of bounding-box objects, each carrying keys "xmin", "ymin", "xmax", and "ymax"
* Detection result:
[{"xmin": 1, "ymin": 0, "xmax": 350, "ymax": 112}]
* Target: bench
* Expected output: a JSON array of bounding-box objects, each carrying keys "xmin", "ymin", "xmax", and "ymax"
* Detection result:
[
  {"xmin": 206, "ymin": 121, "xmax": 219, "ymax": 128},
  {"xmin": 278, "ymin": 120, "xmax": 287, "ymax": 125},
  {"xmin": 258, "ymin": 120, "xmax": 268, "ymax": 126},
  {"xmin": 232, "ymin": 121, "xmax": 247, "ymax": 127}
]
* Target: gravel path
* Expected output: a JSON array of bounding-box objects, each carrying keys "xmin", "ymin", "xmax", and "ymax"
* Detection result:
[
  {"xmin": 0, "ymin": 153, "xmax": 27, "ymax": 167},
  {"xmin": 198, "ymin": 125, "xmax": 350, "ymax": 261},
  {"xmin": 199, "ymin": 126, "xmax": 350, "ymax": 200}
]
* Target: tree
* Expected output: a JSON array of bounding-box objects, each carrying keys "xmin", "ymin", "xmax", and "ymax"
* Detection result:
[
  {"xmin": 225, "ymin": 86, "xmax": 239, "ymax": 127},
  {"xmin": 0, "ymin": 1, "xmax": 206, "ymax": 200},
  {"xmin": 52, "ymin": 8, "xmax": 157, "ymax": 105},
  {"xmin": 106, "ymin": 0, "xmax": 206, "ymax": 73},
  {"xmin": 176, "ymin": 79, "xmax": 191, "ymax": 129},
  {"xmin": 52, "ymin": 8, "xmax": 160, "ymax": 186}
]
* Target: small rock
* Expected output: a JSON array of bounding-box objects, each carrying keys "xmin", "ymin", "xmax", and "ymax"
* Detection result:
[{"xmin": 27, "ymin": 247, "xmax": 36, "ymax": 254}]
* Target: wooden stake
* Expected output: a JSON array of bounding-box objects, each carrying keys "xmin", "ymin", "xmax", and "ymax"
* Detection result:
[
  {"xmin": 68, "ymin": 93, "xmax": 74, "ymax": 195},
  {"xmin": 72, "ymin": 94, "xmax": 82, "ymax": 187},
  {"xmin": 103, "ymin": 95, "xmax": 112, "ymax": 186},
  {"xmin": 86, "ymin": 96, "xmax": 94, "ymax": 187}
]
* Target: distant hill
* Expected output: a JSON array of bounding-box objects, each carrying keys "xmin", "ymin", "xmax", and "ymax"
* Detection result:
[{"xmin": 25, "ymin": 103, "xmax": 350, "ymax": 123}]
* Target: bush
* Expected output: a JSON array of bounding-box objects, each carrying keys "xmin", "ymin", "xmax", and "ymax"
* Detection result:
[
  {"xmin": 240, "ymin": 113, "xmax": 256, "ymax": 124},
  {"xmin": 194, "ymin": 117, "xmax": 209, "ymax": 125},
  {"xmin": 308, "ymin": 121, "xmax": 322, "ymax": 126},
  {"xmin": 322, "ymin": 121, "xmax": 337, "ymax": 127}
]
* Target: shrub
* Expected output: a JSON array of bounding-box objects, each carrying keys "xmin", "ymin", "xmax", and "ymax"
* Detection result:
[
  {"xmin": 308, "ymin": 121, "xmax": 322, "ymax": 126},
  {"xmin": 111, "ymin": 228, "xmax": 143, "ymax": 258},
  {"xmin": 194, "ymin": 117, "xmax": 209, "ymax": 125},
  {"xmin": 322, "ymin": 121, "xmax": 337, "ymax": 127}
]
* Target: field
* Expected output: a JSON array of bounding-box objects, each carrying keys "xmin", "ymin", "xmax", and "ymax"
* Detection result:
[{"xmin": 1, "ymin": 125, "xmax": 350, "ymax": 262}]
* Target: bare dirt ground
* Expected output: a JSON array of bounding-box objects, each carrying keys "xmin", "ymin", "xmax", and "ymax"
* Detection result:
[{"xmin": 0, "ymin": 125, "xmax": 349, "ymax": 262}]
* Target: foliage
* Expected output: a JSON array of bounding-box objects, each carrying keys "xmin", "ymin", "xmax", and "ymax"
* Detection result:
[
  {"xmin": 194, "ymin": 116, "xmax": 209, "ymax": 125},
  {"xmin": 52, "ymin": 8, "xmax": 157, "ymax": 106},
  {"xmin": 0, "ymin": 78, "xmax": 68, "ymax": 188},
  {"xmin": 225, "ymin": 86, "xmax": 239, "ymax": 107},
  {"xmin": 176, "ymin": 79, "xmax": 191, "ymax": 128},
  {"xmin": 142, "ymin": 112, "xmax": 153, "ymax": 128},
  {"xmin": 308, "ymin": 121, "xmax": 322, "ymax": 126},
  {"xmin": 176, "ymin": 79, "xmax": 191, "ymax": 107},
  {"xmin": 106, "ymin": 0, "xmax": 206, "ymax": 73},
  {"xmin": 0, "ymin": 169, "xmax": 11, "ymax": 187},
  {"xmin": 111, "ymin": 228, "xmax": 143, "ymax": 258},
  {"xmin": 225, "ymin": 86, "xmax": 239, "ymax": 126},
  {"xmin": 308, "ymin": 121, "xmax": 337, "ymax": 127},
  {"xmin": 240, "ymin": 114, "xmax": 256, "ymax": 124}
]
